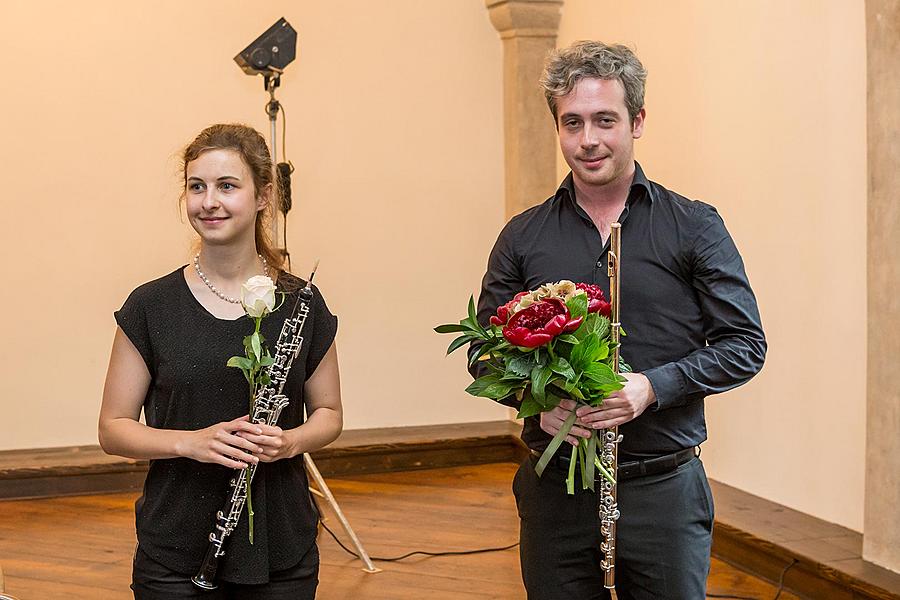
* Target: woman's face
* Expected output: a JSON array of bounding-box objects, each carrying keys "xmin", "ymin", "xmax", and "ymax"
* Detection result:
[{"xmin": 185, "ymin": 149, "xmax": 266, "ymax": 247}]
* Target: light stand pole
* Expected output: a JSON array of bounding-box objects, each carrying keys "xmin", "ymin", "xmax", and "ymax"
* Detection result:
[{"xmin": 236, "ymin": 17, "xmax": 378, "ymax": 574}]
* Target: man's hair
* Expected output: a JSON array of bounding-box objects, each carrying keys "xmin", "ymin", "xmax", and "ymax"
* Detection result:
[{"xmin": 540, "ymin": 41, "xmax": 647, "ymax": 123}]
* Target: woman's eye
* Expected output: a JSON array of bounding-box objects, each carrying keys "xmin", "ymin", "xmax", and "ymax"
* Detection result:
[
  {"xmin": 221, "ymin": 182, "xmax": 235, "ymax": 191},
  {"xmin": 188, "ymin": 183, "xmax": 204, "ymax": 192}
]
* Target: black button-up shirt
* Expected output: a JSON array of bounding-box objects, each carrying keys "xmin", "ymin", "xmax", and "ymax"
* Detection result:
[{"xmin": 473, "ymin": 162, "xmax": 766, "ymax": 456}]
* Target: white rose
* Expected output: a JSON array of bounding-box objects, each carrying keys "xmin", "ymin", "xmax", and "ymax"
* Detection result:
[{"xmin": 241, "ymin": 275, "xmax": 277, "ymax": 318}]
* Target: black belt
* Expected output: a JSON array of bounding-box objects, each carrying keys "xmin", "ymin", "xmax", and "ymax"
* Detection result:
[{"xmin": 530, "ymin": 447, "xmax": 697, "ymax": 482}]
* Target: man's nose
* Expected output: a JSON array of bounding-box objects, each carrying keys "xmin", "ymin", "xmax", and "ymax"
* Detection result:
[{"xmin": 581, "ymin": 124, "xmax": 599, "ymax": 148}]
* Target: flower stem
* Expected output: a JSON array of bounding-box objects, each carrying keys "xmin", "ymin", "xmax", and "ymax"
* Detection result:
[
  {"xmin": 566, "ymin": 444, "xmax": 577, "ymax": 495},
  {"xmin": 594, "ymin": 455, "xmax": 617, "ymax": 485},
  {"xmin": 535, "ymin": 411, "xmax": 578, "ymax": 477}
]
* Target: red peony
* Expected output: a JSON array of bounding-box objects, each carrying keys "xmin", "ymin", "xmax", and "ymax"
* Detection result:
[
  {"xmin": 502, "ymin": 298, "xmax": 583, "ymax": 348},
  {"xmin": 575, "ymin": 283, "xmax": 611, "ymax": 316},
  {"xmin": 490, "ymin": 292, "xmax": 529, "ymax": 326}
]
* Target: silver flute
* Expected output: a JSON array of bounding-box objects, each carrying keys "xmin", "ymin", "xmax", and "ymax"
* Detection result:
[
  {"xmin": 192, "ymin": 280, "xmax": 314, "ymax": 590},
  {"xmin": 601, "ymin": 222, "xmax": 623, "ymax": 590}
]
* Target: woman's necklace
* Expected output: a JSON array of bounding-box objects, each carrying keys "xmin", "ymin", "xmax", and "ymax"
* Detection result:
[{"xmin": 194, "ymin": 253, "xmax": 269, "ymax": 304}]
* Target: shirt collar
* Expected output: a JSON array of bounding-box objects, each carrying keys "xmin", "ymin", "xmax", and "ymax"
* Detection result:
[{"xmin": 556, "ymin": 161, "xmax": 655, "ymax": 205}]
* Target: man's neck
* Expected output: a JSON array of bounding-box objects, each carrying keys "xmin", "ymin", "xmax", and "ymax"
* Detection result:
[{"xmin": 573, "ymin": 163, "xmax": 636, "ymax": 211}]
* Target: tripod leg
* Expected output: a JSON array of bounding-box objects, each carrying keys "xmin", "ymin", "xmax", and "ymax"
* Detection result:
[{"xmin": 304, "ymin": 454, "xmax": 381, "ymax": 573}]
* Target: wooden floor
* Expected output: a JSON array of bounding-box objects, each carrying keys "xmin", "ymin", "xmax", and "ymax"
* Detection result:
[{"xmin": 0, "ymin": 462, "xmax": 801, "ymax": 599}]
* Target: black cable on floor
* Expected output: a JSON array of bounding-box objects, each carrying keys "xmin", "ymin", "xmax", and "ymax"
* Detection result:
[
  {"xmin": 319, "ymin": 518, "xmax": 519, "ymax": 562},
  {"xmin": 707, "ymin": 558, "xmax": 798, "ymax": 600},
  {"xmin": 321, "ymin": 515, "xmax": 799, "ymax": 598}
]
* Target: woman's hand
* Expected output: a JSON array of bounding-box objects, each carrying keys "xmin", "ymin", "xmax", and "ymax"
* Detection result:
[
  {"xmin": 237, "ymin": 424, "xmax": 297, "ymax": 463},
  {"xmin": 176, "ymin": 415, "xmax": 264, "ymax": 469}
]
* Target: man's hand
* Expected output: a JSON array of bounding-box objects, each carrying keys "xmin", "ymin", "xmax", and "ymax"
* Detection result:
[
  {"xmin": 540, "ymin": 398, "xmax": 594, "ymax": 446},
  {"xmin": 576, "ymin": 373, "xmax": 657, "ymax": 430}
]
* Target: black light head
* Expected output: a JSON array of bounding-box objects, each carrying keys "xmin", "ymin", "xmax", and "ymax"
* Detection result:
[{"xmin": 234, "ymin": 18, "xmax": 297, "ymax": 76}]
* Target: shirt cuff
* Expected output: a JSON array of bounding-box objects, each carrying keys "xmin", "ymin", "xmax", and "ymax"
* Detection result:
[{"xmin": 642, "ymin": 363, "xmax": 685, "ymax": 411}]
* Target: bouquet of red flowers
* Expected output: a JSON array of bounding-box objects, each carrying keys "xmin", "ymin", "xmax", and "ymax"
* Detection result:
[{"xmin": 436, "ymin": 281, "xmax": 629, "ymax": 494}]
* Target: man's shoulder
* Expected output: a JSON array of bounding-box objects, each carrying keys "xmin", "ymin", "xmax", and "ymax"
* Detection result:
[
  {"xmin": 504, "ymin": 194, "xmax": 560, "ymax": 233},
  {"xmin": 647, "ymin": 179, "xmax": 720, "ymax": 221}
]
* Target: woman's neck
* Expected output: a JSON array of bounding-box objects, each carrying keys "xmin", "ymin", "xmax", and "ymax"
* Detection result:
[{"xmin": 196, "ymin": 243, "xmax": 267, "ymax": 283}]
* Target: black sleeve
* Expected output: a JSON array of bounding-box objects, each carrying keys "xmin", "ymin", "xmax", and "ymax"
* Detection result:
[
  {"xmin": 304, "ymin": 285, "xmax": 338, "ymax": 379},
  {"xmin": 114, "ymin": 288, "xmax": 155, "ymax": 375},
  {"xmin": 643, "ymin": 204, "xmax": 767, "ymax": 409},
  {"xmin": 468, "ymin": 221, "xmax": 525, "ymax": 407}
]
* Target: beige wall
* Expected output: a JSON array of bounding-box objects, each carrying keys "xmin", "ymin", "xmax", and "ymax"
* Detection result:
[
  {"xmin": 0, "ymin": 0, "xmax": 871, "ymax": 535},
  {"xmin": 0, "ymin": 1, "xmax": 510, "ymax": 451},
  {"xmin": 558, "ymin": 0, "xmax": 868, "ymax": 531}
]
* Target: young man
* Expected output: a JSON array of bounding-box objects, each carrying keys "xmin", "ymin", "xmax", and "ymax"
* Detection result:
[{"xmin": 474, "ymin": 41, "xmax": 766, "ymax": 599}]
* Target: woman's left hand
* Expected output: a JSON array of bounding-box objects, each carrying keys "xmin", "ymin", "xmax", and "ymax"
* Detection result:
[{"xmin": 237, "ymin": 424, "xmax": 297, "ymax": 463}]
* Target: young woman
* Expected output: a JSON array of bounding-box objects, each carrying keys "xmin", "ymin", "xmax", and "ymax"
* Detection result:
[{"xmin": 99, "ymin": 124, "xmax": 342, "ymax": 599}]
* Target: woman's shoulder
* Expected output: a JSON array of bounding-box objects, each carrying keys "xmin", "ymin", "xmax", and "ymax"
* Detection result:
[
  {"xmin": 277, "ymin": 271, "xmax": 326, "ymax": 299},
  {"xmin": 122, "ymin": 266, "xmax": 187, "ymax": 308}
]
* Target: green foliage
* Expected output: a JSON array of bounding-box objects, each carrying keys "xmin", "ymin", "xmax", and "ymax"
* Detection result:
[{"xmin": 566, "ymin": 294, "xmax": 588, "ymax": 320}]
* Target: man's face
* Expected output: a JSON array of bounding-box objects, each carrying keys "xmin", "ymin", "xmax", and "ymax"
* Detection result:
[{"xmin": 556, "ymin": 77, "xmax": 644, "ymax": 190}]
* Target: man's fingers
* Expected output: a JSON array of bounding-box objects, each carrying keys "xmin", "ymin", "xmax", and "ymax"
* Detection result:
[
  {"xmin": 558, "ymin": 398, "xmax": 577, "ymax": 410},
  {"xmin": 570, "ymin": 425, "xmax": 592, "ymax": 438}
]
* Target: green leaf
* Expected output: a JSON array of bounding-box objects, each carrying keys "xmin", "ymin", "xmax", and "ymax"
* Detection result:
[
  {"xmin": 584, "ymin": 362, "xmax": 619, "ymax": 385},
  {"xmin": 535, "ymin": 410, "xmax": 577, "ymax": 477},
  {"xmin": 465, "ymin": 373, "xmax": 520, "ymax": 399},
  {"xmin": 227, "ymin": 356, "xmax": 253, "ymax": 370},
  {"xmin": 570, "ymin": 333, "xmax": 599, "ymax": 370},
  {"xmin": 584, "ymin": 432, "xmax": 597, "ymax": 491},
  {"xmin": 446, "ymin": 335, "xmax": 472, "ymax": 355},
  {"xmin": 434, "ymin": 323, "xmax": 467, "ymax": 334},
  {"xmin": 593, "ymin": 316, "xmax": 610, "ymax": 340},
  {"xmin": 465, "ymin": 296, "xmax": 488, "ymax": 336},
  {"xmin": 507, "ymin": 354, "xmax": 539, "ymax": 377},
  {"xmin": 467, "ymin": 295, "xmax": 478, "ymax": 323},
  {"xmin": 566, "ymin": 293, "xmax": 588, "ymax": 320},
  {"xmin": 542, "ymin": 390, "xmax": 562, "ymax": 409},
  {"xmin": 549, "ymin": 357, "xmax": 577, "ymax": 381},
  {"xmin": 465, "ymin": 373, "xmax": 500, "ymax": 395},
  {"xmin": 468, "ymin": 342, "xmax": 496, "ymax": 367},
  {"xmin": 530, "ymin": 365, "xmax": 552, "ymax": 403},
  {"xmin": 557, "ymin": 334, "xmax": 579, "ymax": 344},
  {"xmin": 259, "ymin": 355, "xmax": 275, "ymax": 367},
  {"xmin": 251, "ymin": 332, "xmax": 262, "ymax": 361},
  {"xmin": 516, "ymin": 395, "xmax": 544, "ymax": 419}
]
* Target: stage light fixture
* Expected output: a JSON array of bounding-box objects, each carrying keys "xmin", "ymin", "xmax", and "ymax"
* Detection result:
[{"xmin": 234, "ymin": 17, "xmax": 297, "ymax": 77}]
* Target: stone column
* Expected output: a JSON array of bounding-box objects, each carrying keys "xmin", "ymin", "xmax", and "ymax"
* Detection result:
[
  {"xmin": 485, "ymin": 0, "xmax": 564, "ymax": 219},
  {"xmin": 863, "ymin": 0, "xmax": 900, "ymax": 574}
]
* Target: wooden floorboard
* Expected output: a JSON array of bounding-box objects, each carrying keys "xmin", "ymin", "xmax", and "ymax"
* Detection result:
[{"xmin": 0, "ymin": 462, "xmax": 803, "ymax": 600}]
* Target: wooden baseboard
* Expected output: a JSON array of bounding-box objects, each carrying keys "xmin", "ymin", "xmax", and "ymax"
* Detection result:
[
  {"xmin": 711, "ymin": 480, "xmax": 900, "ymax": 600},
  {"xmin": 1, "ymin": 424, "xmax": 897, "ymax": 599}
]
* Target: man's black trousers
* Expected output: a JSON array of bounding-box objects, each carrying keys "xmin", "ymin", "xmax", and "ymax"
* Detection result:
[{"xmin": 513, "ymin": 453, "xmax": 714, "ymax": 600}]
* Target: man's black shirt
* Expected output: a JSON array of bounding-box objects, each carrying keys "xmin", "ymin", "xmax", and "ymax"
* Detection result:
[{"xmin": 473, "ymin": 162, "xmax": 766, "ymax": 456}]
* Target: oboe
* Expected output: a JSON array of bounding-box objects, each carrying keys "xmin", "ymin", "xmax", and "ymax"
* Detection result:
[
  {"xmin": 192, "ymin": 279, "xmax": 315, "ymax": 590},
  {"xmin": 601, "ymin": 222, "xmax": 623, "ymax": 590}
]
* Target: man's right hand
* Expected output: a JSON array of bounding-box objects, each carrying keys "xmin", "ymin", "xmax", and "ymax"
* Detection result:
[{"xmin": 540, "ymin": 399, "xmax": 594, "ymax": 446}]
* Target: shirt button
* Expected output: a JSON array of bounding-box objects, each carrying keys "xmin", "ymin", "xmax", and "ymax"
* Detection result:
[{"xmin": 596, "ymin": 260, "xmax": 603, "ymax": 268}]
